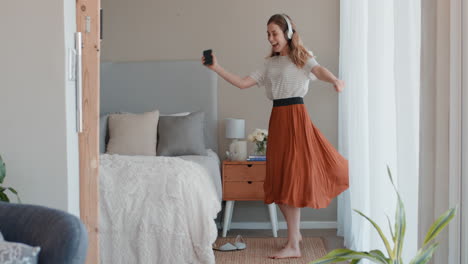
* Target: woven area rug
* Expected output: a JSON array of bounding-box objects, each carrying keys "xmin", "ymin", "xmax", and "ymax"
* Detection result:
[{"xmin": 214, "ymin": 237, "xmax": 328, "ymax": 264}]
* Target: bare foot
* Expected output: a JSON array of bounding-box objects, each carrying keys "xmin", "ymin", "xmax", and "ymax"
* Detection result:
[
  {"xmin": 282, "ymin": 234, "xmax": 303, "ymax": 248},
  {"xmin": 269, "ymin": 244, "xmax": 302, "ymax": 259}
]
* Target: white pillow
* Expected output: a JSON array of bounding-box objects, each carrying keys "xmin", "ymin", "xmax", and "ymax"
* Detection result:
[
  {"xmin": 160, "ymin": 112, "xmax": 190, "ymax": 117},
  {"xmin": 106, "ymin": 110, "xmax": 159, "ymax": 156},
  {"xmin": 0, "ymin": 239, "xmax": 40, "ymax": 264}
]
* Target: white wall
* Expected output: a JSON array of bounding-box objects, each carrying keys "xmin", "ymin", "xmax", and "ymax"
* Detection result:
[
  {"xmin": 0, "ymin": 1, "xmax": 79, "ymax": 215},
  {"xmin": 64, "ymin": 0, "xmax": 80, "ymax": 216},
  {"xmin": 100, "ymin": 0, "xmax": 340, "ymax": 224}
]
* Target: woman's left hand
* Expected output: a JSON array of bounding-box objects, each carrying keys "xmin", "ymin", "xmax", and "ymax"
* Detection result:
[{"xmin": 333, "ymin": 79, "xmax": 345, "ymax": 93}]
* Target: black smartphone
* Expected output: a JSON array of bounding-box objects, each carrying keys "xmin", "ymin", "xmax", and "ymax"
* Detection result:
[{"xmin": 203, "ymin": 49, "xmax": 213, "ymax": 65}]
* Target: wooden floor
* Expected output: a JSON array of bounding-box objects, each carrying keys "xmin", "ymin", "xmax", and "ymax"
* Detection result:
[{"xmin": 220, "ymin": 228, "xmax": 345, "ymax": 263}]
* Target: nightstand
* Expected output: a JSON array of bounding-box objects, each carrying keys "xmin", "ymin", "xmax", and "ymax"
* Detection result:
[{"xmin": 221, "ymin": 160, "xmax": 279, "ymax": 237}]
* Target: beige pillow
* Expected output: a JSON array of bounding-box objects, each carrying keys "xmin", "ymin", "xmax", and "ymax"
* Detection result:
[{"xmin": 106, "ymin": 110, "xmax": 159, "ymax": 156}]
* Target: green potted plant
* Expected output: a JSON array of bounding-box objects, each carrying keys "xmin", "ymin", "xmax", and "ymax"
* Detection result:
[
  {"xmin": 310, "ymin": 166, "xmax": 457, "ymax": 264},
  {"xmin": 0, "ymin": 154, "xmax": 21, "ymax": 202}
]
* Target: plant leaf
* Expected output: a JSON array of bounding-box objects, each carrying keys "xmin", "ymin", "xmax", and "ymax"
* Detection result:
[
  {"xmin": 386, "ymin": 165, "xmax": 396, "ymax": 189},
  {"xmin": 385, "ymin": 213, "xmax": 395, "ymax": 242},
  {"xmin": 308, "ymin": 257, "xmax": 349, "ymax": 264},
  {"xmin": 7, "ymin": 187, "xmax": 21, "ymax": 203},
  {"xmin": 393, "ymin": 195, "xmax": 406, "ymax": 259},
  {"xmin": 0, "ymin": 155, "xmax": 5, "ymax": 184},
  {"xmin": 423, "ymin": 207, "xmax": 457, "ymax": 246},
  {"xmin": 354, "ymin": 209, "xmax": 394, "ymax": 259},
  {"xmin": 387, "ymin": 165, "xmax": 406, "ymax": 260},
  {"xmin": 308, "ymin": 249, "xmax": 350, "ymax": 264},
  {"xmin": 7, "ymin": 187, "xmax": 18, "ymax": 195},
  {"xmin": 0, "ymin": 191, "xmax": 10, "ymax": 202},
  {"xmin": 409, "ymin": 243, "xmax": 439, "ymax": 264},
  {"xmin": 369, "ymin": 250, "xmax": 390, "ymax": 263},
  {"xmin": 309, "ymin": 249, "xmax": 388, "ymax": 264}
]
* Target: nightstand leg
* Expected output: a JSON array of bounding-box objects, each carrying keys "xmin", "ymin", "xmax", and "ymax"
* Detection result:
[
  {"xmin": 227, "ymin": 201, "xmax": 235, "ymax": 231},
  {"xmin": 273, "ymin": 203, "xmax": 279, "ymax": 231},
  {"xmin": 222, "ymin": 201, "xmax": 234, "ymax": 237},
  {"xmin": 268, "ymin": 203, "xmax": 278, "ymax": 237}
]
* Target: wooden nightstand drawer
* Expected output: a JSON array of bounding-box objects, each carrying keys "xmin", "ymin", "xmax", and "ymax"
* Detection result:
[
  {"xmin": 223, "ymin": 164, "xmax": 266, "ymax": 182},
  {"xmin": 223, "ymin": 181, "xmax": 264, "ymax": 200},
  {"xmin": 221, "ymin": 160, "xmax": 278, "ymax": 238}
]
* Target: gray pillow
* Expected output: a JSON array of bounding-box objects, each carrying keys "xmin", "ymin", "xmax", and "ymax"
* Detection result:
[
  {"xmin": 100, "ymin": 112, "xmax": 127, "ymax": 154},
  {"xmin": 99, "ymin": 114, "xmax": 109, "ymax": 154},
  {"xmin": 0, "ymin": 240, "xmax": 40, "ymax": 264},
  {"xmin": 106, "ymin": 110, "xmax": 159, "ymax": 156},
  {"xmin": 157, "ymin": 111, "xmax": 207, "ymax": 156}
]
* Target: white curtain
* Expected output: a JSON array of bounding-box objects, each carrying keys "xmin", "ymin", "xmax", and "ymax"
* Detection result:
[{"xmin": 337, "ymin": 0, "xmax": 420, "ymax": 262}]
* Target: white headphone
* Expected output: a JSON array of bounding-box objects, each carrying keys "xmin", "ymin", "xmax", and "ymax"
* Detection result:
[{"xmin": 281, "ymin": 14, "xmax": 293, "ymax": 40}]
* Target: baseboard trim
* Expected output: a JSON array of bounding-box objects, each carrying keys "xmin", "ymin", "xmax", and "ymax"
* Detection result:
[{"xmin": 216, "ymin": 221, "xmax": 337, "ymax": 230}]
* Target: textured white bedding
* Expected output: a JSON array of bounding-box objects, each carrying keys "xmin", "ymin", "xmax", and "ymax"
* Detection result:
[
  {"xmin": 99, "ymin": 152, "xmax": 221, "ymax": 264},
  {"xmin": 178, "ymin": 149, "xmax": 222, "ymax": 200}
]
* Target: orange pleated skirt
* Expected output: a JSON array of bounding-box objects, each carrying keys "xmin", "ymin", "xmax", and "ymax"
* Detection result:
[{"xmin": 264, "ymin": 97, "xmax": 349, "ymax": 209}]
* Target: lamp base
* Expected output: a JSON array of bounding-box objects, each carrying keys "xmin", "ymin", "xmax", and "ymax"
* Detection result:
[{"xmin": 229, "ymin": 140, "xmax": 247, "ymax": 161}]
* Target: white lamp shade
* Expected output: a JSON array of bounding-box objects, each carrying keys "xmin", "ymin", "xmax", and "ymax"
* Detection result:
[{"xmin": 225, "ymin": 118, "xmax": 245, "ymax": 139}]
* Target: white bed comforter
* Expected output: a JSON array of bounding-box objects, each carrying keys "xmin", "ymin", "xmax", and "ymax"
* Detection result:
[{"xmin": 99, "ymin": 154, "xmax": 221, "ymax": 264}]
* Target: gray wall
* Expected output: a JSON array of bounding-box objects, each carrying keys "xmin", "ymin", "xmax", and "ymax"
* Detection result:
[
  {"xmin": 0, "ymin": 1, "xmax": 80, "ymax": 215},
  {"xmin": 419, "ymin": 0, "xmax": 461, "ymax": 262},
  {"xmin": 101, "ymin": 0, "xmax": 340, "ymax": 224}
]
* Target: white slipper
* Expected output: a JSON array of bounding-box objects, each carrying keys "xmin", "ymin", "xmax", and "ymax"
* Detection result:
[
  {"xmin": 213, "ymin": 242, "xmax": 237, "ymax": 251},
  {"xmin": 213, "ymin": 235, "xmax": 247, "ymax": 251},
  {"xmin": 234, "ymin": 235, "xmax": 246, "ymax": 250}
]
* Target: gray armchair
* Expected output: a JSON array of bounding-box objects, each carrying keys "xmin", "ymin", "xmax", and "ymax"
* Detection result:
[{"xmin": 0, "ymin": 201, "xmax": 88, "ymax": 264}]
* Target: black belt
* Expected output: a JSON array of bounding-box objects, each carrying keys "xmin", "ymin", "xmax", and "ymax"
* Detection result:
[{"xmin": 273, "ymin": 97, "xmax": 304, "ymax": 107}]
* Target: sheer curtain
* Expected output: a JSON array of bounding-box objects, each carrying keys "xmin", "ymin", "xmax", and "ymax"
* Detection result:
[{"xmin": 337, "ymin": 0, "xmax": 420, "ymax": 262}]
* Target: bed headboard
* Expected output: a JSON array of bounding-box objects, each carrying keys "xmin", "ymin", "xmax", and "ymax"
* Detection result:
[{"xmin": 100, "ymin": 60, "xmax": 218, "ymax": 153}]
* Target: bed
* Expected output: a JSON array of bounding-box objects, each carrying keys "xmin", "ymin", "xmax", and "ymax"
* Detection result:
[{"xmin": 99, "ymin": 60, "xmax": 221, "ymax": 264}]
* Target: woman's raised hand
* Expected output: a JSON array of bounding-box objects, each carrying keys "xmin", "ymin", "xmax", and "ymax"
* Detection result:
[
  {"xmin": 202, "ymin": 52, "xmax": 218, "ymax": 71},
  {"xmin": 333, "ymin": 79, "xmax": 345, "ymax": 93}
]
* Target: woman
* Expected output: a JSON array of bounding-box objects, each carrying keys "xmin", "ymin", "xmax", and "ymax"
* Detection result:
[{"xmin": 202, "ymin": 13, "xmax": 349, "ymax": 259}]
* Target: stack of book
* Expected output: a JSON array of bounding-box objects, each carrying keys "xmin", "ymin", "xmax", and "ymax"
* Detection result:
[{"xmin": 246, "ymin": 155, "xmax": 266, "ymax": 161}]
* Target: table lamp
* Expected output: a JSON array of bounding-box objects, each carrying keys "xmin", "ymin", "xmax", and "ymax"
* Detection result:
[{"xmin": 225, "ymin": 118, "xmax": 247, "ymax": 161}]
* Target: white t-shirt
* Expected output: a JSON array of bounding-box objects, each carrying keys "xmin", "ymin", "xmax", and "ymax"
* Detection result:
[{"xmin": 249, "ymin": 52, "xmax": 320, "ymax": 100}]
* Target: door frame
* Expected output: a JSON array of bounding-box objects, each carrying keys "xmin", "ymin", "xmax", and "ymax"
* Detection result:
[{"xmin": 76, "ymin": 0, "xmax": 100, "ymax": 263}]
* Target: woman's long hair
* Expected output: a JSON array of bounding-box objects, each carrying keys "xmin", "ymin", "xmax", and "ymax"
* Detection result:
[{"xmin": 267, "ymin": 14, "xmax": 312, "ymax": 69}]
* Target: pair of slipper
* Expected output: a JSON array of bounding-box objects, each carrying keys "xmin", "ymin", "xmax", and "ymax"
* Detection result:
[{"xmin": 213, "ymin": 235, "xmax": 247, "ymax": 251}]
